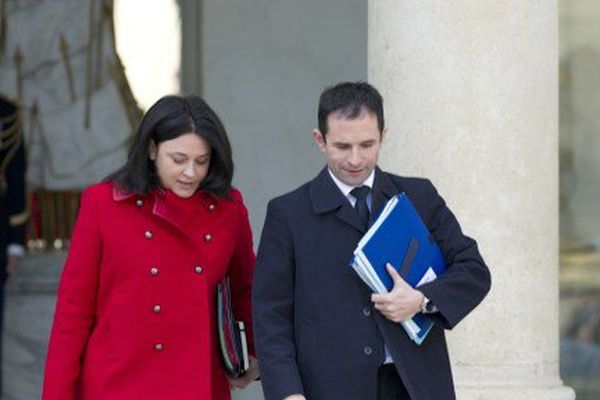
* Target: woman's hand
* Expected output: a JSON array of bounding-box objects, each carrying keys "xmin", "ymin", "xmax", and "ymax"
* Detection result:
[{"xmin": 229, "ymin": 356, "xmax": 259, "ymax": 389}]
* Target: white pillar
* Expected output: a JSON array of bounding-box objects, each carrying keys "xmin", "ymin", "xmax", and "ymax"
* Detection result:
[{"xmin": 369, "ymin": 1, "xmax": 575, "ymax": 399}]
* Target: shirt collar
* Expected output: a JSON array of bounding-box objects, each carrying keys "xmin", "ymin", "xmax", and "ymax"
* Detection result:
[{"xmin": 327, "ymin": 168, "xmax": 375, "ymax": 199}]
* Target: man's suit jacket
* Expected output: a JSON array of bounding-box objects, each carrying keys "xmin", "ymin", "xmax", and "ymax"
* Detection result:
[{"xmin": 253, "ymin": 167, "xmax": 491, "ymax": 400}]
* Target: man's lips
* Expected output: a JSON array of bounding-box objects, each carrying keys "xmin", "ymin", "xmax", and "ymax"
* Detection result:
[{"xmin": 345, "ymin": 169, "xmax": 364, "ymax": 174}]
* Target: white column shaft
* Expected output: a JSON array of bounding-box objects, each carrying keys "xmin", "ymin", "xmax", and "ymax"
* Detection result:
[{"xmin": 369, "ymin": 1, "xmax": 574, "ymax": 398}]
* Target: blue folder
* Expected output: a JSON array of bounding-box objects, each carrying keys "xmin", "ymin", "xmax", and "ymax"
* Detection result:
[{"xmin": 351, "ymin": 193, "xmax": 447, "ymax": 344}]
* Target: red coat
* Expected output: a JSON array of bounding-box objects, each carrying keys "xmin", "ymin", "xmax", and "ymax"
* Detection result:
[{"xmin": 43, "ymin": 182, "xmax": 255, "ymax": 400}]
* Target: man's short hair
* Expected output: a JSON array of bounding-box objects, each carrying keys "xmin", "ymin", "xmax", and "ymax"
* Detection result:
[{"xmin": 317, "ymin": 81, "xmax": 384, "ymax": 138}]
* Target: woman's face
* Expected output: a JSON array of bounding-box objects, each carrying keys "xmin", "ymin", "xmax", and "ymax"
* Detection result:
[{"xmin": 149, "ymin": 132, "xmax": 212, "ymax": 198}]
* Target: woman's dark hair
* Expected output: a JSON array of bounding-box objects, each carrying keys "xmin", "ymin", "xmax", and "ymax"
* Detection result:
[{"xmin": 106, "ymin": 95, "xmax": 234, "ymax": 198}]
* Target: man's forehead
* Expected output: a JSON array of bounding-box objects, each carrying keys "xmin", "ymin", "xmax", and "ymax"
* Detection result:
[{"xmin": 328, "ymin": 107, "xmax": 373, "ymax": 122}]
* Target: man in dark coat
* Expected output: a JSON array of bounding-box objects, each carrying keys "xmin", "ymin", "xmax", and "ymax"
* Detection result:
[
  {"xmin": 0, "ymin": 96, "xmax": 28, "ymax": 394},
  {"xmin": 253, "ymin": 82, "xmax": 491, "ymax": 400}
]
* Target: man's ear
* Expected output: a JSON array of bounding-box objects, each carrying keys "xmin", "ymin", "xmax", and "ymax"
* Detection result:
[
  {"xmin": 312, "ymin": 129, "xmax": 326, "ymax": 152},
  {"xmin": 148, "ymin": 139, "xmax": 157, "ymax": 160}
]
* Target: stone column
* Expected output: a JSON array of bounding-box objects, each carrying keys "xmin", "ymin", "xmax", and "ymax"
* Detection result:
[{"xmin": 369, "ymin": 1, "xmax": 575, "ymax": 399}]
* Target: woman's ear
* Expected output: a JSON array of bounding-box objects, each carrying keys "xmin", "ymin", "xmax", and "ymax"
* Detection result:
[{"xmin": 148, "ymin": 139, "xmax": 157, "ymax": 161}]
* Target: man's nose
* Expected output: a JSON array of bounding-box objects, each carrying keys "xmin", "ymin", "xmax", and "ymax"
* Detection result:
[{"xmin": 348, "ymin": 147, "xmax": 361, "ymax": 165}]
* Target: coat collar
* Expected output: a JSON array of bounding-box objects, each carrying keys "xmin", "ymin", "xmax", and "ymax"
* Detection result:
[
  {"xmin": 155, "ymin": 189, "xmax": 221, "ymax": 237},
  {"xmin": 112, "ymin": 184, "xmax": 217, "ymax": 236},
  {"xmin": 371, "ymin": 166, "xmax": 400, "ymax": 219},
  {"xmin": 112, "ymin": 185, "xmax": 215, "ymax": 206},
  {"xmin": 308, "ymin": 166, "xmax": 399, "ymax": 233},
  {"xmin": 112, "ymin": 185, "xmax": 134, "ymax": 202}
]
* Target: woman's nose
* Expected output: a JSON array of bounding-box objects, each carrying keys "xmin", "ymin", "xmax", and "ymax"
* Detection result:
[{"xmin": 183, "ymin": 162, "xmax": 196, "ymax": 177}]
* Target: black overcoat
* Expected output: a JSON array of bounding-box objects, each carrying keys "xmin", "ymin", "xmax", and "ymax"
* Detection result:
[{"xmin": 253, "ymin": 167, "xmax": 491, "ymax": 400}]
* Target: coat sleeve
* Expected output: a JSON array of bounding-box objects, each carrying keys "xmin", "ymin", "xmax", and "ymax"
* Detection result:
[
  {"xmin": 42, "ymin": 188, "xmax": 103, "ymax": 400},
  {"xmin": 252, "ymin": 199, "xmax": 304, "ymax": 400},
  {"xmin": 416, "ymin": 180, "xmax": 491, "ymax": 329},
  {"xmin": 228, "ymin": 189, "xmax": 256, "ymax": 354}
]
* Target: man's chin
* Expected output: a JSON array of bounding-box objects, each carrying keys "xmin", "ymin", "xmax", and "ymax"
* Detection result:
[{"xmin": 340, "ymin": 174, "xmax": 368, "ymax": 187}]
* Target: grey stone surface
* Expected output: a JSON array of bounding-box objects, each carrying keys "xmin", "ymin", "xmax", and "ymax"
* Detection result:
[
  {"xmin": 2, "ymin": 252, "xmax": 64, "ymax": 400},
  {"xmin": 199, "ymin": 0, "xmax": 367, "ymax": 240}
]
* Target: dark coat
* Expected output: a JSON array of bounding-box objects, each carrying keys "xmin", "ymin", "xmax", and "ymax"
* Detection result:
[
  {"xmin": 253, "ymin": 167, "xmax": 491, "ymax": 400},
  {"xmin": 0, "ymin": 97, "xmax": 27, "ymax": 283}
]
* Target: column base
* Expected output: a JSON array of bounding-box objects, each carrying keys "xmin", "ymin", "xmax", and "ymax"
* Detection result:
[{"xmin": 456, "ymin": 384, "xmax": 576, "ymax": 400}]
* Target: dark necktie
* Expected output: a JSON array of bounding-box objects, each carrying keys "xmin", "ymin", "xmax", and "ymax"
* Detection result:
[{"xmin": 351, "ymin": 186, "xmax": 370, "ymax": 230}]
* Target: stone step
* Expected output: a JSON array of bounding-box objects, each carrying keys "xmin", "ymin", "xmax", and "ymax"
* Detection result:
[{"xmin": 3, "ymin": 251, "xmax": 64, "ymax": 400}]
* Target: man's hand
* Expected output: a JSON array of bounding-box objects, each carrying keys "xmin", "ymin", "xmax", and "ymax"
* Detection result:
[
  {"xmin": 371, "ymin": 263, "xmax": 424, "ymax": 322},
  {"xmin": 229, "ymin": 356, "xmax": 260, "ymax": 390},
  {"xmin": 283, "ymin": 395, "xmax": 307, "ymax": 400}
]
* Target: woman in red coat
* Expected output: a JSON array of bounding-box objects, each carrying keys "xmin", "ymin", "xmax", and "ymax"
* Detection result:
[{"xmin": 42, "ymin": 95, "xmax": 259, "ymax": 400}]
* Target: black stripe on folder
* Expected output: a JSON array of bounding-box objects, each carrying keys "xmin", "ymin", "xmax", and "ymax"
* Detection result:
[{"xmin": 399, "ymin": 238, "xmax": 419, "ymax": 278}]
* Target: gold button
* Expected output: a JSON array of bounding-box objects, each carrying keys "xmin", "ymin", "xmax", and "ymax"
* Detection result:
[
  {"xmin": 208, "ymin": 204, "xmax": 215, "ymax": 211},
  {"xmin": 136, "ymin": 199, "xmax": 143, "ymax": 207},
  {"xmin": 204, "ymin": 234, "xmax": 212, "ymax": 242},
  {"xmin": 145, "ymin": 230, "xmax": 153, "ymax": 239},
  {"xmin": 194, "ymin": 266, "xmax": 203, "ymax": 274},
  {"xmin": 150, "ymin": 267, "xmax": 159, "ymax": 276},
  {"xmin": 153, "ymin": 304, "xmax": 161, "ymax": 313},
  {"xmin": 155, "ymin": 343, "xmax": 164, "ymax": 351}
]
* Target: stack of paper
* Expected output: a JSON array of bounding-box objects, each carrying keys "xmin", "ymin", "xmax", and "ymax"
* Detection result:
[
  {"xmin": 350, "ymin": 193, "xmax": 446, "ymax": 345},
  {"xmin": 217, "ymin": 276, "xmax": 250, "ymax": 378}
]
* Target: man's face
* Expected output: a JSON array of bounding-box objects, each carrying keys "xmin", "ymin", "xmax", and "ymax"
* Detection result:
[{"xmin": 313, "ymin": 110, "xmax": 383, "ymax": 187}]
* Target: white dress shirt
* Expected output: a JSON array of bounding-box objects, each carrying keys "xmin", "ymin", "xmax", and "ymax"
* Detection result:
[{"xmin": 327, "ymin": 169, "xmax": 395, "ymax": 364}]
